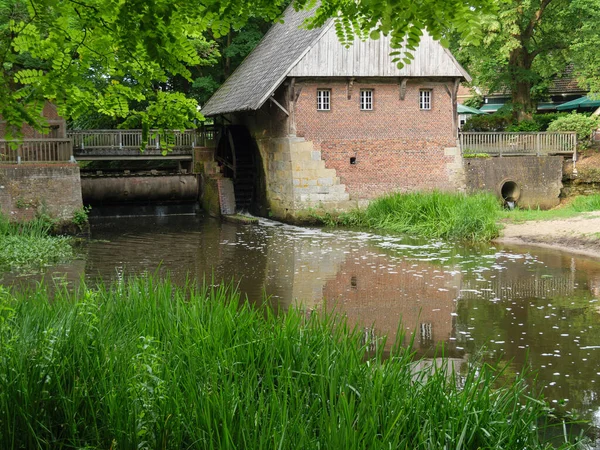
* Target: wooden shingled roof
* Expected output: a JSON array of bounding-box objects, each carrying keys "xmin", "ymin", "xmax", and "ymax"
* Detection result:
[
  {"xmin": 202, "ymin": 6, "xmax": 326, "ymax": 117},
  {"xmin": 202, "ymin": 5, "xmax": 470, "ymax": 117}
]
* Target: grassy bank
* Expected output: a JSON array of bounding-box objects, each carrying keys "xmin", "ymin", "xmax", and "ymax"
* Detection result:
[
  {"xmin": 0, "ymin": 276, "xmax": 579, "ymax": 449},
  {"xmin": 0, "ymin": 215, "xmax": 73, "ymax": 271},
  {"xmin": 319, "ymin": 191, "xmax": 501, "ymax": 241},
  {"xmin": 501, "ymin": 194, "xmax": 600, "ymax": 223}
]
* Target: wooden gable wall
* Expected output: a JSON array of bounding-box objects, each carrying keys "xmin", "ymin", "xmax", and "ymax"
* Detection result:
[{"xmin": 288, "ymin": 29, "xmax": 468, "ymax": 79}]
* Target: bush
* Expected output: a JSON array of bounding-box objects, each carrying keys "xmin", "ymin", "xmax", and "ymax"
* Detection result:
[
  {"xmin": 463, "ymin": 110, "xmax": 569, "ymax": 133},
  {"xmin": 533, "ymin": 112, "xmax": 569, "ymax": 131},
  {"xmin": 462, "ymin": 111, "xmax": 512, "ymax": 132},
  {"xmin": 72, "ymin": 205, "xmax": 91, "ymax": 228},
  {"xmin": 506, "ymin": 119, "xmax": 541, "ymax": 132},
  {"xmin": 547, "ymin": 112, "xmax": 600, "ymax": 147}
]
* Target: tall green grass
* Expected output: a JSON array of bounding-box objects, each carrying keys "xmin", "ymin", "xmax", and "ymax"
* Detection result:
[
  {"xmin": 326, "ymin": 191, "xmax": 501, "ymax": 241},
  {"xmin": 0, "ymin": 214, "xmax": 73, "ymax": 271},
  {"xmin": 570, "ymin": 194, "xmax": 600, "ymax": 212},
  {"xmin": 0, "ymin": 276, "xmax": 579, "ymax": 449},
  {"xmin": 500, "ymin": 194, "xmax": 600, "ymax": 222}
]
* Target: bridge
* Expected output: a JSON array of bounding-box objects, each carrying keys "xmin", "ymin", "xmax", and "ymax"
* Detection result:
[
  {"xmin": 2, "ymin": 130, "xmax": 576, "ymax": 163},
  {"xmin": 69, "ymin": 129, "xmax": 215, "ymax": 162},
  {"xmin": 0, "ymin": 129, "xmax": 215, "ymax": 164},
  {"xmin": 459, "ymin": 132, "xmax": 577, "ymax": 158}
]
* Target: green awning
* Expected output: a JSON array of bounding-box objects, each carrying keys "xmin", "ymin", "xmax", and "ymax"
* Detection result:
[
  {"xmin": 479, "ymin": 104, "xmax": 503, "ymax": 113},
  {"xmin": 458, "ymin": 103, "xmax": 485, "ymax": 115},
  {"xmin": 536, "ymin": 102, "xmax": 557, "ymax": 111},
  {"xmin": 556, "ymin": 96, "xmax": 600, "ymax": 111}
]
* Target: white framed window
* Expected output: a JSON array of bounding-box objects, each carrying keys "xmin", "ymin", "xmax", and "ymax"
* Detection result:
[
  {"xmin": 360, "ymin": 89, "xmax": 373, "ymax": 110},
  {"xmin": 317, "ymin": 89, "xmax": 330, "ymax": 111},
  {"xmin": 419, "ymin": 89, "xmax": 432, "ymax": 110},
  {"xmin": 420, "ymin": 322, "xmax": 433, "ymax": 346}
]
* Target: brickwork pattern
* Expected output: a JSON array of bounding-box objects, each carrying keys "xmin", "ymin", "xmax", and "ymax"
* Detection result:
[
  {"xmin": 295, "ymin": 80, "xmax": 458, "ymax": 199},
  {"xmin": 0, "ymin": 103, "xmax": 66, "ymax": 139},
  {"xmin": 322, "ymin": 252, "xmax": 460, "ymax": 352},
  {"xmin": 0, "ymin": 164, "xmax": 83, "ymax": 221}
]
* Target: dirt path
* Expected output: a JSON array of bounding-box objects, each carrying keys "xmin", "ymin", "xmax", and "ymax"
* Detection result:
[{"xmin": 494, "ymin": 212, "xmax": 600, "ymax": 259}]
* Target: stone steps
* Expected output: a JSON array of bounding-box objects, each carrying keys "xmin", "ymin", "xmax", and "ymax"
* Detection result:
[{"xmin": 289, "ymin": 141, "xmax": 350, "ymax": 204}]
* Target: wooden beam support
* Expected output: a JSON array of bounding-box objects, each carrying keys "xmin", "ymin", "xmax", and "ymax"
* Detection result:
[
  {"xmin": 399, "ymin": 78, "xmax": 408, "ymax": 100},
  {"xmin": 269, "ymin": 95, "xmax": 289, "ymax": 116},
  {"xmin": 347, "ymin": 77, "xmax": 355, "ymax": 100},
  {"xmin": 451, "ymin": 77, "xmax": 461, "ymax": 138},
  {"xmin": 288, "ymin": 77, "xmax": 297, "ymax": 136}
]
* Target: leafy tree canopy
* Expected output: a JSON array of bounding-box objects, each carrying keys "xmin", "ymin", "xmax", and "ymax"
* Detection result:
[
  {"xmin": 453, "ymin": 0, "xmax": 600, "ymax": 121},
  {"xmin": 0, "ymin": 0, "xmax": 287, "ymax": 137},
  {"xmin": 1, "ymin": 0, "xmax": 493, "ymax": 136}
]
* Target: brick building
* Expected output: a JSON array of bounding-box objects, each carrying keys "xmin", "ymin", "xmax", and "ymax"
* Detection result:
[
  {"xmin": 0, "ymin": 102, "xmax": 67, "ymax": 140},
  {"xmin": 202, "ymin": 5, "xmax": 470, "ymax": 220}
]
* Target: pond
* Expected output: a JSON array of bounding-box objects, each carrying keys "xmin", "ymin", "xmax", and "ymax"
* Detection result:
[{"xmin": 2, "ymin": 205, "xmax": 600, "ymax": 434}]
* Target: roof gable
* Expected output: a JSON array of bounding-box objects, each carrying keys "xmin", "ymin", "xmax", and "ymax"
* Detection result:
[
  {"xmin": 201, "ymin": 6, "xmax": 326, "ymax": 117},
  {"xmin": 202, "ymin": 6, "xmax": 470, "ymax": 117},
  {"xmin": 289, "ymin": 30, "xmax": 469, "ymax": 79}
]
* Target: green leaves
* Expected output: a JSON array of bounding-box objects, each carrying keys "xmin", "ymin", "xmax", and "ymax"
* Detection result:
[{"xmin": 1, "ymin": 0, "xmax": 288, "ymax": 134}]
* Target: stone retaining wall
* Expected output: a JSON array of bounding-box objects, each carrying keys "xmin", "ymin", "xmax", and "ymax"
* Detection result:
[{"xmin": 0, "ymin": 164, "xmax": 83, "ymax": 221}]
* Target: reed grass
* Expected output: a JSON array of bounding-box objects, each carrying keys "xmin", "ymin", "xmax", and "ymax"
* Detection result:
[
  {"xmin": 323, "ymin": 191, "xmax": 501, "ymax": 241},
  {"xmin": 0, "ymin": 215, "xmax": 73, "ymax": 271},
  {"xmin": 0, "ymin": 276, "xmax": 578, "ymax": 449}
]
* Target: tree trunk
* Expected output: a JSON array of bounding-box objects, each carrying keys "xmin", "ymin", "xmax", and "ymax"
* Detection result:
[{"xmin": 509, "ymin": 47, "xmax": 535, "ymax": 122}]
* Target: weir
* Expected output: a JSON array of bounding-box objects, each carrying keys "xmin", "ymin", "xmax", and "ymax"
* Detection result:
[{"xmin": 69, "ymin": 129, "xmax": 215, "ymax": 205}]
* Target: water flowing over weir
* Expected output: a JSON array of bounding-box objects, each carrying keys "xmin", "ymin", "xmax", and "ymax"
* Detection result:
[{"xmin": 3, "ymin": 208, "xmax": 600, "ymax": 442}]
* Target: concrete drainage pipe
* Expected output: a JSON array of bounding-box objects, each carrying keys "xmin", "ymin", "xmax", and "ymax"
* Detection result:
[{"xmin": 500, "ymin": 180, "xmax": 521, "ymax": 209}]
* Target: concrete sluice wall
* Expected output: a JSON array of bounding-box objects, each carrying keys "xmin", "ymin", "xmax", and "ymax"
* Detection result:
[
  {"xmin": 464, "ymin": 155, "xmax": 564, "ymax": 209},
  {"xmin": 81, "ymin": 174, "xmax": 198, "ymax": 203}
]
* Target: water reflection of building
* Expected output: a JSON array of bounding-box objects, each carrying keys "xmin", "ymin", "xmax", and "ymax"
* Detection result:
[{"xmin": 320, "ymin": 254, "xmax": 463, "ymax": 355}]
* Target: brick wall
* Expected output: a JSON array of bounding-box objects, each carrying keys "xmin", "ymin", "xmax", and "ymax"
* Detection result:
[
  {"xmin": 0, "ymin": 102, "xmax": 66, "ymax": 139},
  {"xmin": 0, "ymin": 164, "xmax": 83, "ymax": 221},
  {"xmin": 295, "ymin": 79, "xmax": 460, "ymax": 199}
]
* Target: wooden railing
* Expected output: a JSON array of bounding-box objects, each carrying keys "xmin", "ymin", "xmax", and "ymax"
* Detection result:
[
  {"xmin": 0, "ymin": 139, "xmax": 73, "ymax": 163},
  {"xmin": 459, "ymin": 132, "xmax": 577, "ymax": 157},
  {"xmin": 68, "ymin": 129, "xmax": 215, "ymax": 153}
]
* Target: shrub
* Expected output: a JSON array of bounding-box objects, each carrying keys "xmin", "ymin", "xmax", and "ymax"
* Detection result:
[
  {"xmin": 533, "ymin": 112, "xmax": 569, "ymax": 131},
  {"xmin": 547, "ymin": 112, "xmax": 600, "ymax": 147},
  {"xmin": 72, "ymin": 205, "xmax": 91, "ymax": 228},
  {"xmin": 506, "ymin": 119, "xmax": 541, "ymax": 132},
  {"xmin": 462, "ymin": 111, "xmax": 512, "ymax": 132}
]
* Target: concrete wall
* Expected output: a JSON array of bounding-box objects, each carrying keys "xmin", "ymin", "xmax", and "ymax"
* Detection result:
[
  {"xmin": 0, "ymin": 164, "xmax": 83, "ymax": 221},
  {"xmin": 464, "ymin": 156, "xmax": 563, "ymax": 209}
]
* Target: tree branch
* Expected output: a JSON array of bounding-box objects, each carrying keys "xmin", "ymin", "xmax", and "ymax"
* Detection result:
[{"xmin": 523, "ymin": 0, "xmax": 553, "ymax": 41}]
